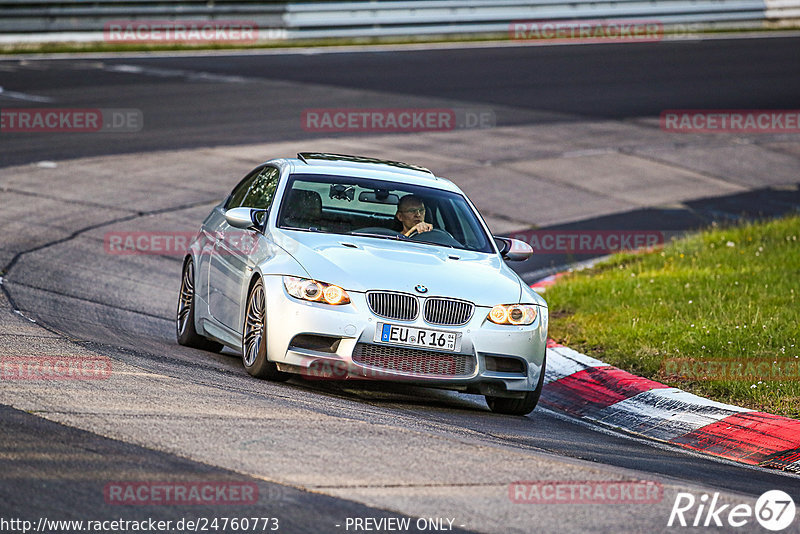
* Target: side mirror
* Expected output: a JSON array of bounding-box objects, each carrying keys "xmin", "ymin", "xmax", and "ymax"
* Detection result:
[
  {"xmin": 225, "ymin": 207, "xmax": 266, "ymax": 229},
  {"xmin": 494, "ymin": 237, "xmax": 533, "ymax": 261}
]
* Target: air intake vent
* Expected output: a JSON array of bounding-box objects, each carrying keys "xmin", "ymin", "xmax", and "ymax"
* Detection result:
[
  {"xmin": 366, "ymin": 291, "xmax": 419, "ymax": 321},
  {"xmin": 424, "ymin": 298, "xmax": 474, "ymax": 326},
  {"xmin": 352, "ymin": 344, "xmax": 476, "ymax": 377}
]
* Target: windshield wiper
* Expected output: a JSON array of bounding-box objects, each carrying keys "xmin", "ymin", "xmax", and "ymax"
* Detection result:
[
  {"xmin": 412, "ymin": 239, "xmax": 456, "ymax": 249},
  {"xmin": 349, "ymin": 231, "xmax": 404, "ymax": 241},
  {"xmin": 281, "ymin": 226, "xmax": 323, "ymax": 233},
  {"xmin": 350, "ymin": 231, "xmax": 457, "ymax": 249}
]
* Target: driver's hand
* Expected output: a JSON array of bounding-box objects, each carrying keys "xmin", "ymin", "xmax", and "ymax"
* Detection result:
[{"xmin": 406, "ymin": 222, "xmax": 433, "ymax": 236}]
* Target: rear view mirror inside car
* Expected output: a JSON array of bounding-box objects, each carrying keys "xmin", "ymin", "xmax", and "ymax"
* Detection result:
[{"xmin": 358, "ymin": 190, "xmax": 399, "ymax": 204}]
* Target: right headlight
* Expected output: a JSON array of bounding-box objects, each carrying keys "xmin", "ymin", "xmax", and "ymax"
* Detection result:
[
  {"xmin": 488, "ymin": 304, "xmax": 537, "ymax": 325},
  {"xmin": 283, "ymin": 276, "xmax": 351, "ymax": 305}
]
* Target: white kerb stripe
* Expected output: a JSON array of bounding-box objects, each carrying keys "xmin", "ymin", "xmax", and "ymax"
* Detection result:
[
  {"xmin": 589, "ymin": 388, "xmax": 753, "ymax": 441},
  {"xmin": 544, "ymin": 346, "xmax": 606, "ymax": 384}
]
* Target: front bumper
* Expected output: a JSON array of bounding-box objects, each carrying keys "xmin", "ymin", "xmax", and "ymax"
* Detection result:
[{"xmin": 262, "ymin": 276, "xmax": 547, "ymax": 397}]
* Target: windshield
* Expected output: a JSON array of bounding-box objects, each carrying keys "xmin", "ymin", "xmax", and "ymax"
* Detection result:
[{"xmin": 276, "ymin": 173, "xmax": 495, "ymax": 253}]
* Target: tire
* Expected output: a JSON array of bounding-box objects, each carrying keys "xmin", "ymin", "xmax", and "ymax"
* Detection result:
[
  {"xmin": 242, "ymin": 277, "xmax": 289, "ymax": 381},
  {"xmin": 485, "ymin": 352, "xmax": 546, "ymax": 416},
  {"xmin": 177, "ymin": 258, "xmax": 224, "ymax": 352},
  {"xmin": 175, "ymin": 258, "xmax": 224, "ymax": 352}
]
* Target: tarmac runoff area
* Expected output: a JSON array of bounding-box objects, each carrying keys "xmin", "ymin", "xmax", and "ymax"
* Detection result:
[{"xmin": 1, "ymin": 120, "xmax": 800, "ymax": 532}]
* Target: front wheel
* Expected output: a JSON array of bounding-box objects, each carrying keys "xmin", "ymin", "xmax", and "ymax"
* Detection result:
[
  {"xmin": 242, "ymin": 278, "xmax": 289, "ymax": 381},
  {"xmin": 485, "ymin": 353, "xmax": 546, "ymax": 416},
  {"xmin": 177, "ymin": 258, "xmax": 223, "ymax": 352}
]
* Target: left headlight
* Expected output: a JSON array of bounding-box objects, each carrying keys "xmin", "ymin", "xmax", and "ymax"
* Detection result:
[
  {"xmin": 283, "ymin": 276, "xmax": 351, "ymax": 305},
  {"xmin": 488, "ymin": 304, "xmax": 537, "ymax": 325}
]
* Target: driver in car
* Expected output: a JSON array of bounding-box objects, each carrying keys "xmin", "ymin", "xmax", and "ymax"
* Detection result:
[{"xmin": 395, "ymin": 194, "xmax": 433, "ymax": 237}]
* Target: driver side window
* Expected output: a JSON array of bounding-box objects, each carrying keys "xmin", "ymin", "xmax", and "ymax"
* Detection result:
[
  {"xmin": 242, "ymin": 167, "xmax": 280, "ymax": 209},
  {"xmin": 226, "ymin": 169, "xmax": 260, "ymax": 210},
  {"xmin": 225, "ymin": 166, "xmax": 280, "ymax": 210}
]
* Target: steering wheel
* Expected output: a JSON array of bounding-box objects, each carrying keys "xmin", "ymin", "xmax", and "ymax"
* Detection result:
[
  {"xmin": 406, "ymin": 228, "xmax": 463, "ymax": 247},
  {"xmin": 406, "ymin": 228, "xmax": 419, "ymax": 238}
]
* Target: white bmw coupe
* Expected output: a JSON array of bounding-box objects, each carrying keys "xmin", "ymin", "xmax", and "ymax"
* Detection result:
[{"xmin": 177, "ymin": 153, "xmax": 547, "ymax": 415}]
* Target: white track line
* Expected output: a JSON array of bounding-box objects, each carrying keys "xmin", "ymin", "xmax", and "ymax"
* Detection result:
[{"xmin": 0, "ymin": 86, "xmax": 54, "ymax": 103}]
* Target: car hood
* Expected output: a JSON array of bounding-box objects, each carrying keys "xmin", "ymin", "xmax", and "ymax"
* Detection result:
[{"xmin": 274, "ymin": 230, "xmax": 524, "ymax": 307}]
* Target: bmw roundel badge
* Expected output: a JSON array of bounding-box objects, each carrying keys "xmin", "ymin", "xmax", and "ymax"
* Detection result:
[{"xmin": 414, "ymin": 284, "xmax": 428, "ymax": 294}]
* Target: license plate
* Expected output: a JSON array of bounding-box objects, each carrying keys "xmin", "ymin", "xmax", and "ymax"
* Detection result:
[{"xmin": 374, "ymin": 323, "xmax": 462, "ymax": 352}]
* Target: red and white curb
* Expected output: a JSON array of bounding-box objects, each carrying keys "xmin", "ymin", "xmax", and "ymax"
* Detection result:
[
  {"xmin": 542, "ymin": 340, "xmax": 800, "ymax": 473},
  {"xmin": 534, "ymin": 275, "xmax": 800, "ymax": 472},
  {"xmin": 530, "ymin": 272, "xmax": 567, "ymax": 292}
]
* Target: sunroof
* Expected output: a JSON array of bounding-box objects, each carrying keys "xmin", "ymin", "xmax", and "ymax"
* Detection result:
[{"xmin": 297, "ymin": 152, "xmax": 432, "ymax": 175}]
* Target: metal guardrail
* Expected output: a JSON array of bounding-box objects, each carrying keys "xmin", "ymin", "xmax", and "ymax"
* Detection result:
[
  {"xmin": 765, "ymin": 0, "xmax": 800, "ymax": 18},
  {"xmin": 0, "ymin": 0, "xmax": 286, "ymax": 33},
  {"xmin": 284, "ymin": 0, "xmax": 771, "ymax": 39},
  {"xmin": 0, "ymin": 0, "xmax": 798, "ymax": 41}
]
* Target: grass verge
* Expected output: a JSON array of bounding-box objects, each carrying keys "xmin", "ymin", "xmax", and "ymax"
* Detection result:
[
  {"xmin": 0, "ymin": 33, "xmax": 507, "ymax": 55},
  {"xmin": 545, "ymin": 214, "xmax": 800, "ymax": 418},
  {"xmin": 2, "ymin": 26, "xmax": 799, "ymax": 55}
]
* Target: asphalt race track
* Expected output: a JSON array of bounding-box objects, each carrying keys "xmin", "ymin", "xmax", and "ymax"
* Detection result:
[
  {"xmin": 3, "ymin": 36, "xmax": 800, "ymax": 167},
  {"xmin": 1, "ymin": 37, "xmax": 800, "ymax": 533}
]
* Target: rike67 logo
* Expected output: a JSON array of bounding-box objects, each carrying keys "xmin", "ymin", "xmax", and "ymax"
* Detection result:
[{"xmin": 668, "ymin": 490, "xmax": 796, "ymax": 531}]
